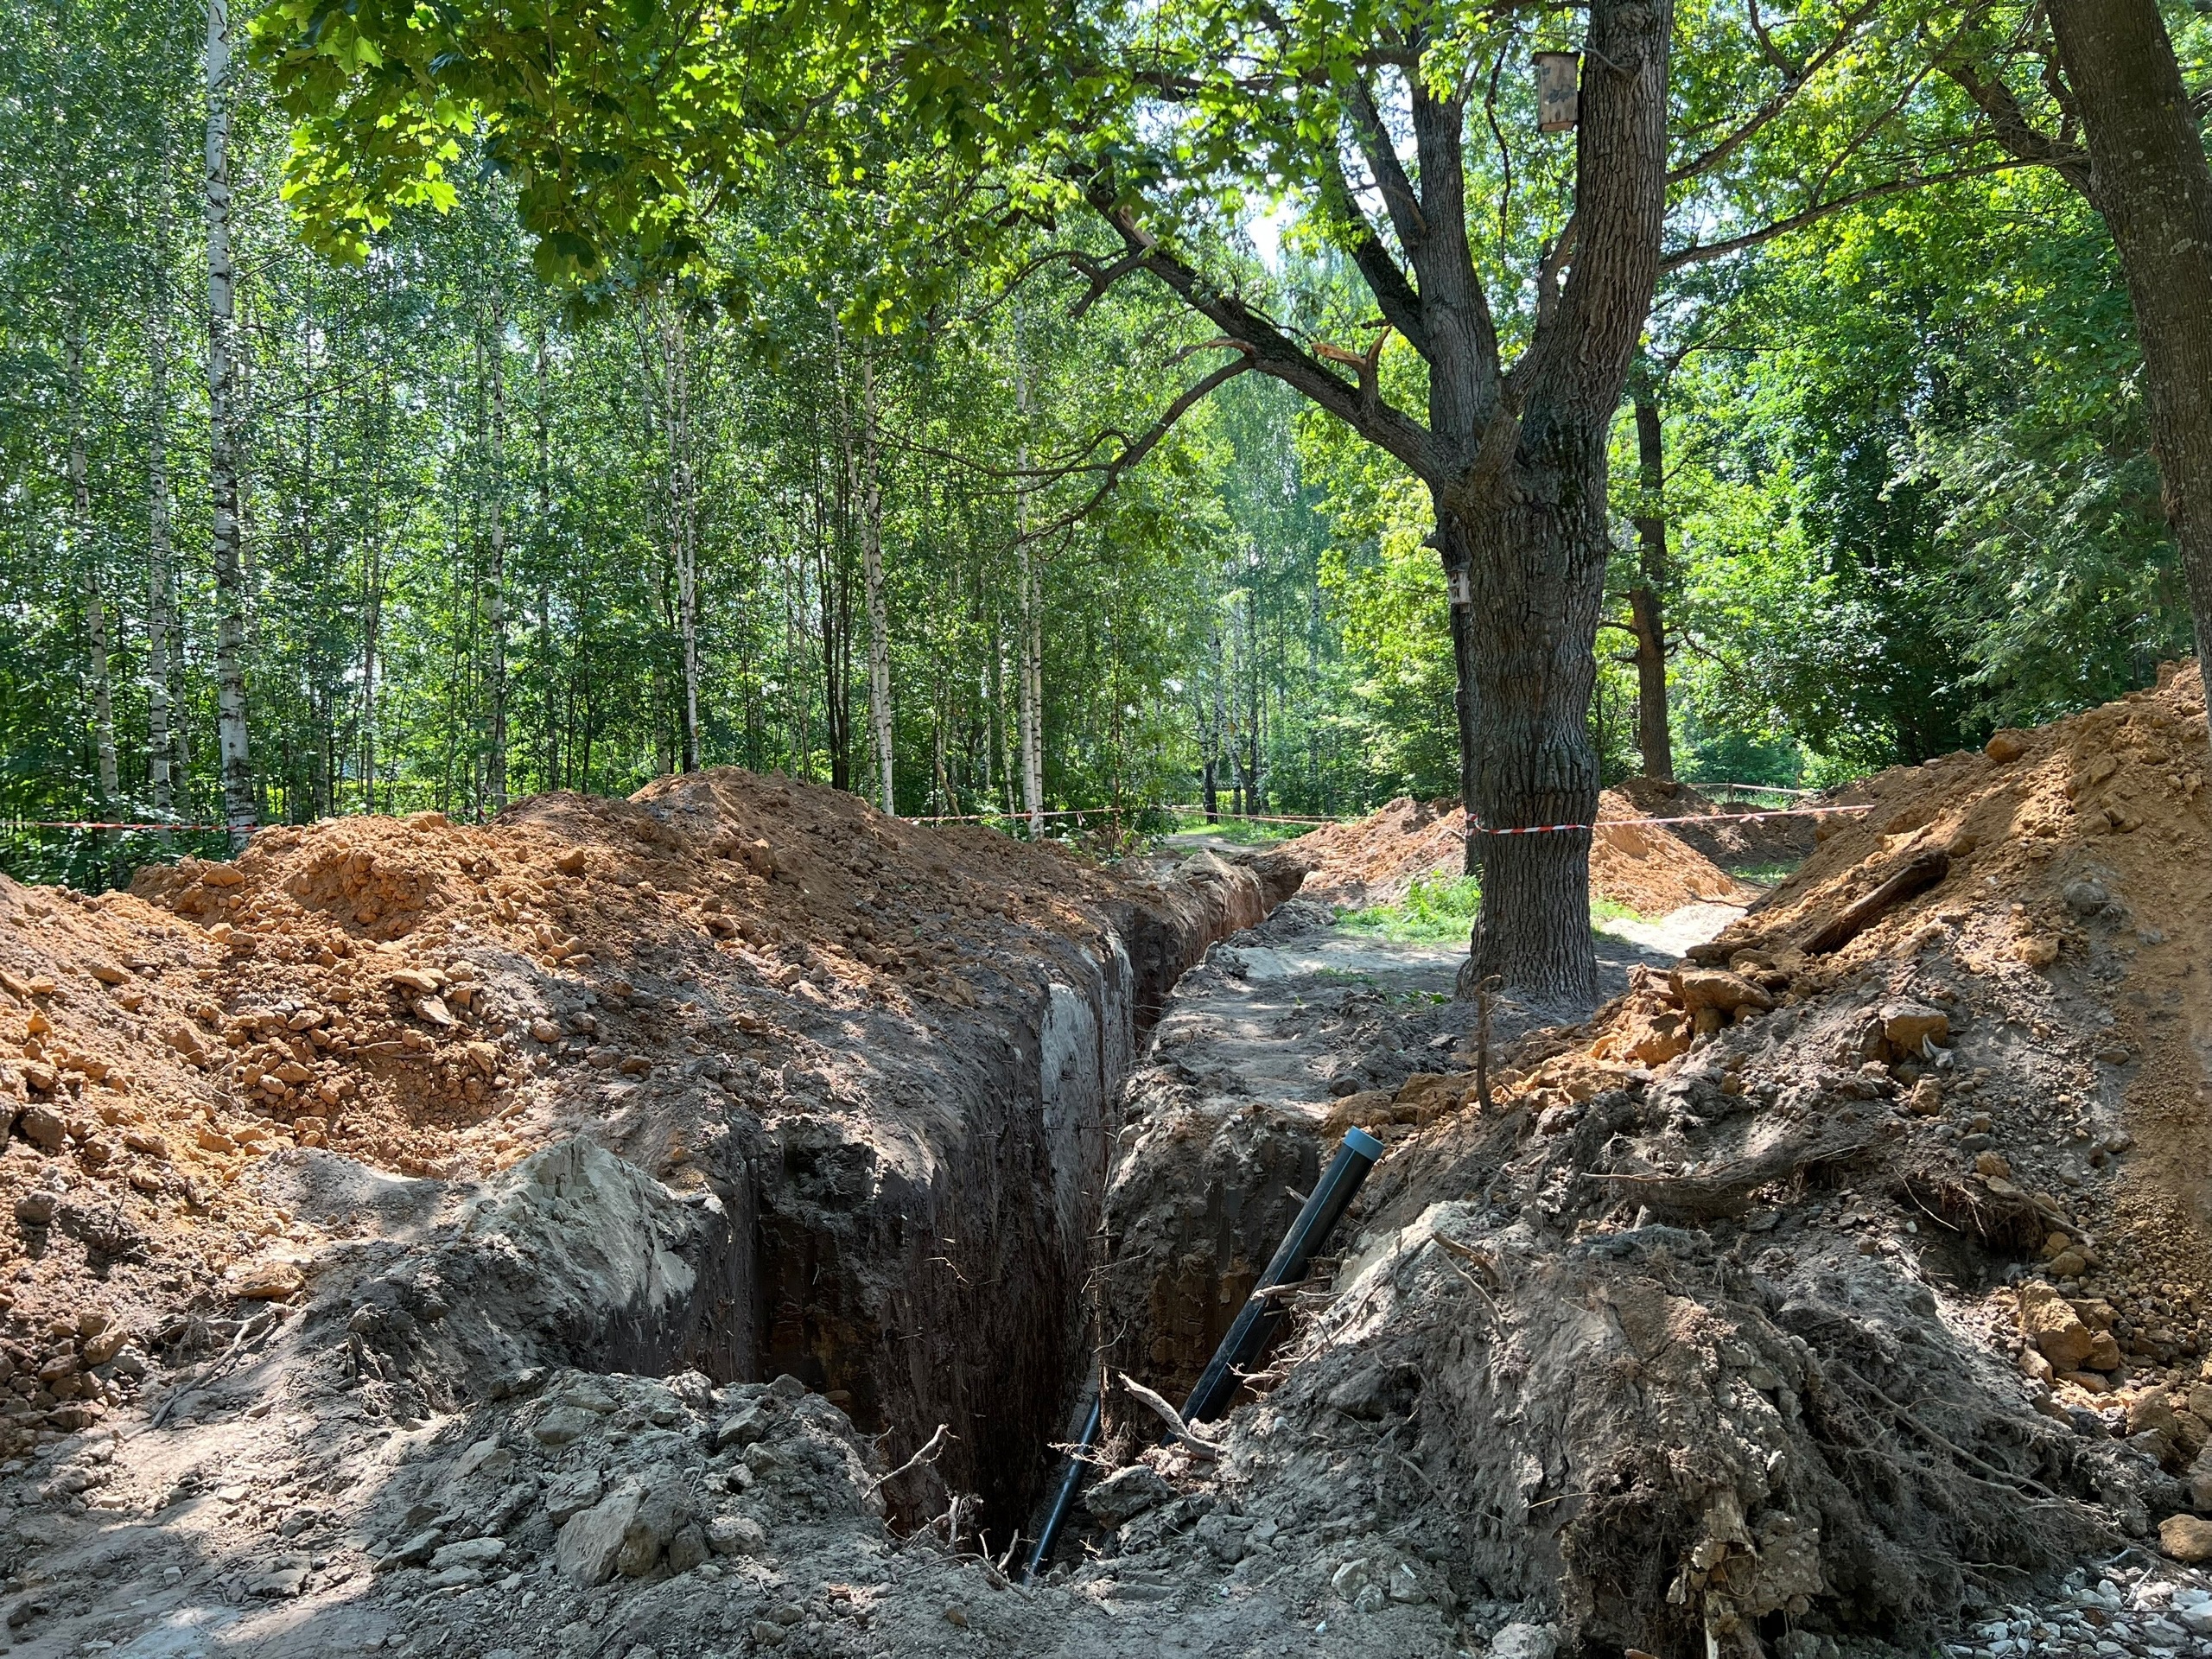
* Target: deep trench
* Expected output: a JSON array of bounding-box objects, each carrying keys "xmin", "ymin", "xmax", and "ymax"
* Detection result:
[{"xmin": 628, "ymin": 858, "xmax": 1297, "ymax": 1541}]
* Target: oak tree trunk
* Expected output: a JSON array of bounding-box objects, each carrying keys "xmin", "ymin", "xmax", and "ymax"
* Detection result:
[
  {"xmin": 1446, "ymin": 413, "xmax": 1612, "ymax": 1007},
  {"xmin": 1629, "ymin": 376, "xmax": 1673, "ymax": 779},
  {"xmin": 206, "ymin": 0, "xmax": 251, "ymax": 843},
  {"xmin": 2045, "ymin": 0, "xmax": 2212, "ymax": 727}
]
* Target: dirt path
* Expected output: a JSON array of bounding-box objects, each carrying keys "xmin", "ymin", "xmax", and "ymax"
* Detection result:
[{"xmin": 1146, "ymin": 899, "xmax": 1713, "ymax": 1122}]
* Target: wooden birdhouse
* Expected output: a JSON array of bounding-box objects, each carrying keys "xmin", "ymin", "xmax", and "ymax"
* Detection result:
[{"xmin": 1535, "ymin": 52, "xmax": 1580, "ymax": 131}]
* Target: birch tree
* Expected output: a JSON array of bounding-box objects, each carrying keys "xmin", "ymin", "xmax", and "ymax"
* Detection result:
[{"xmin": 206, "ymin": 0, "xmax": 251, "ymax": 841}]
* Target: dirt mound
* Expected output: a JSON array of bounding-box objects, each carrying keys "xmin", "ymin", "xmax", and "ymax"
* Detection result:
[
  {"xmin": 1288, "ymin": 791, "xmax": 1754, "ymax": 916},
  {"xmin": 1609, "ymin": 775, "xmax": 1827, "ymax": 870},
  {"xmin": 1080, "ymin": 665, "xmax": 2212, "ymax": 1654},
  {"xmin": 0, "ymin": 769, "xmax": 1287, "ymax": 1514},
  {"xmin": 1283, "ymin": 797, "xmax": 1465, "ymax": 907}
]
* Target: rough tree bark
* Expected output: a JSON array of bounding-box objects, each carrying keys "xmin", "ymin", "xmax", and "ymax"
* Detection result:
[
  {"xmin": 1087, "ymin": 0, "xmax": 1672, "ymax": 1002},
  {"xmin": 857, "ymin": 353, "xmax": 896, "ymax": 815},
  {"xmin": 206, "ymin": 0, "xmax": 252, "ymax": 843},
  {"xmin": 1628, "ymin": 364, "xmax": 1673, "ymax": 780},
  {"xmin": 2039, "ymin": 0, "xmax": 2212, "ymax": 717}
]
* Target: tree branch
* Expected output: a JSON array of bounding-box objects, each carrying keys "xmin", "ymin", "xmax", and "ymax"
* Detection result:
[
  {"xmin": 1016, "ymin": 353, "xmax": 1255, "ymax": 544},
  {"xmin": 1338, "ymin": 71, "xmax": 1428, "ymax": 253},
  {"xmin": 1660, "ymin": 159, "xmax": 2032, "ymax": 270},
  {"xmin": 1937, "ymin": 51, "xmax": 2092, "ymax": 196},
  {"xmin": 1669, "ymin": 0, "xmax": 1885, "ymax": 186},
  {"xmin": 1317, "ymin": 156, "xmax": 1432, "ymax": 357},
  {"xmin": 1081, "ymin": 175, "xmax": 1443, "ymax": 478}
]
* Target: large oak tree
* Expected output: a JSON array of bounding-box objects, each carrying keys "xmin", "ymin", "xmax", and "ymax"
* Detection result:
[{"xmin": 260, "ymin": 0, "xmax": 2011, "ymax": 1001}]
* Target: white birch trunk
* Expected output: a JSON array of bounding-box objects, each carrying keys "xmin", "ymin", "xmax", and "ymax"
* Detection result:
[
  {"xmin": 206, "ymin": 0, "xmax": 251, "ymax": 842},
  {"xmin": 146, "ymin": 287, "xmax": 175, "ymax": 817},
  {"xmin": 859, "ymin": 354, "xmax": 895, "ymax": 814},
  {"xmin": 486, "ymin": 288, "xmax": 509, "ymax": 813},
  {"xmin": 68, "ymin": 332, "xmax": 121, "ymax": 806}
]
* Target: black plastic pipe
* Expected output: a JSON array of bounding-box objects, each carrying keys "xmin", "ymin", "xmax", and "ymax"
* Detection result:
[
  {"xmin": 1020, "ymin": 1125, "xmax": 1383, "ymax": 1582},
  {"xmin": 1021, "ymin": 1392, "xmax": 1100, "ymax": 1582},
  {"xmin": 1179, "ymin": 1125, "xmax": 1383, "ymax": 1424}
]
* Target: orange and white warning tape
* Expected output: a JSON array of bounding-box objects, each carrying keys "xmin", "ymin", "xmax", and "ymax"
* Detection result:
[
  {"xmin": 4, "ymin": 819, "xmax": 228, "ymax": 832},
  {"xmin": 1464, "ymin": 803, "xmax": 1873, "ymax": 836}
]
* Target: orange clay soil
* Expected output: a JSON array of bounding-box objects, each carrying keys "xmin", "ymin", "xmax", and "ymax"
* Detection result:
[
  {"xmin": 0, "ymin": 769, "xmax": 1268, "ymax": 1449},
  {"xmin": 1288, "ymin": 790, "xmax": 1754, "ymax": 916}
]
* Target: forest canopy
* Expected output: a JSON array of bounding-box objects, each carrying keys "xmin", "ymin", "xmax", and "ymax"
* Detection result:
[{"xmin": 2, "ymin": 0, "xmax": 2203, "ymax": 956}]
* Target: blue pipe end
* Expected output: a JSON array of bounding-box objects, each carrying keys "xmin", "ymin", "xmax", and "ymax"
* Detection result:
[{"xmin": 1341, "ymin": 1126, "xmax": 1384, "ymax": 1160}]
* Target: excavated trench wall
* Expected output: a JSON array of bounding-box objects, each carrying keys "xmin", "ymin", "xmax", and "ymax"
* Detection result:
[{"xmin": 733, "ymin": 854, "xmax": 1296, "ymax": 1534}]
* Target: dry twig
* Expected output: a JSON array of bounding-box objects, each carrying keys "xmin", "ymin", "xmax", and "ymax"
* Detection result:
[
  {"xmin": 1116, "ymin": 1370, "xmax": 1220, "ymax": 1458},
  {"xmin": 868, "ymin": 1422, "xmax": 955, "ymax": 1495}
]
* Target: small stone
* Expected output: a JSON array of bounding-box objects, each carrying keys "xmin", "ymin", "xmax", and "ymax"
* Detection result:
[
  {"xmin": 1669, "ymin": 969, "xmax": 1772, "ymax": 1017},
  {"xmin": 1490, "ymin": 1623, "xmax": 1560, "ymax": 1659},
  {"xmin": 944, "ymin": 1606, "xmax": 969, "ymax": 1629},
  {"xmin": 2020, "ymin": 1282, "xmax": 2095, "ymax": 1371},
  {"xmin": 1974, "ymin": 1151, "xmax": 2012, "ymax": 1180},
  {"xmin": 715, "ymin": 1404, "xmax": 775, "ymax": 1450},
  {"xmin": 428, "ymin": 1537, "xmax": 505, "ymax": 1571},
  {"xmin": 376, "ymin": 1528, "xmax": 445, "ymax": 1572},
  {"xmin": 543, "ymin": 1470, "xmax": 604, "ymax": 1524},
  {"xmin": 532, "ymin": 1408, "xmax": 598, "ymax": 1446},
  {"xmin": 556, "ymin": 1487, "xmax": 641, "ymax": 1587},
  {"xmin": 19, "ymin": 1108, "xmax": 66, "ymax": 1151},
  {"xmin": 1084, "ymin": 1465, "xmax": 1173, "ymax": 1529},
  {"xmin": 12, "ymin": 1192, "xmax": 55, "ymax": 1227},
  {"xmin": 2063, "ymin": 880, "xmax": 2111, "ymax": 918},
  {"xmin": 1881, "ymin": 1002, "xmax": 1949, "ymax": 1054},
  {"xmin": 232, "ymin": 1261, "xmax": 303, "ymax": 1300},
  {"xmin": 613, "ymin": 1474, "xmax": 690, "ymax": 1578},
  {"xmin": 749, "ymin": 1623, "xmax": 785, "ymax": 1649},
  {"xmin": 664, "ymin": 1522, "xmax": 709, "ymax": 1574},
  {"xmin": 706, "ymin": 1513, "xmax": 766, "ymax": 1556},
  {"xmin": 2160, "ymin": 1513, "xmax": 2212, "ymax": 1563},
  {"xmin": 2048, "ymin": 1251, "xmax": 2089, "ymax": 1280},
  {"xmin": 1908, "ymin": 1079, "xmax": 1943, "ymax": 1116},
  {"xmin": 250, "ymin": 1565, "xmax": 308, "ymax": 1599},
  {"xmin": 1985, "ymin": 729, "xmax": 2030, "ymax": 762}
]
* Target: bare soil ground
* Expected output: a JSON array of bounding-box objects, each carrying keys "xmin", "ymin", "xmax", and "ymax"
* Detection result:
[
  {"xmin": 0, "ymin": 667, "xmax": 2209, "ymax": 1659},
  {"xmin": 1288, "ymin": 791, "xmax": 1757, "ymax": 917}
]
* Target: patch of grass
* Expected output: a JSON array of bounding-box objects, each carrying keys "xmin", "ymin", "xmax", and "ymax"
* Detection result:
[
  {"xmin": 1340, "ymin": 873, "xmax": 1483, "ymax": 942},
  {"xmin": 1730, "ymin": 859, "xmax": 1802, "ymax": 889},
  {"xmin": 1343, "ymin": 873, "xmax": 1647, "ymax": 941},
  {"xmin": 1166, "ymin": 813, "xmax": 1311, "ymax": 846}
]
